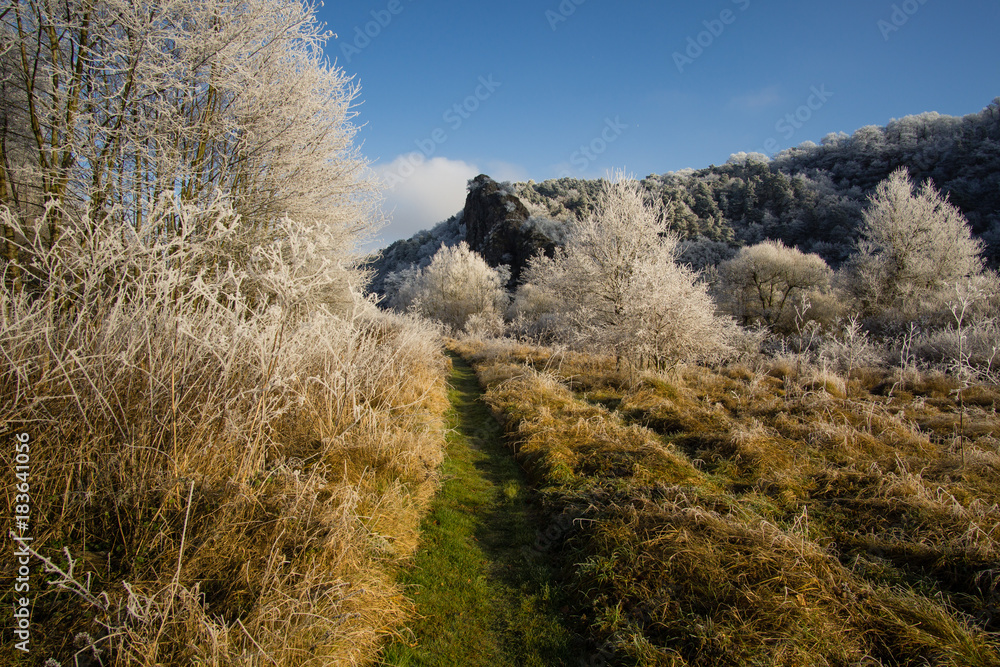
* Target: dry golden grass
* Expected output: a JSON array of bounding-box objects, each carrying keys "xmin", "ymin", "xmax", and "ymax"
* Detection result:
[
  {"xmin": 2, "ymin": 308, "xmax": 449, "ymax": 666},
  {"xmin": 0, "ymin": 206, "xmax": 450, "ymax": 666},
  {"xmin": 457, "ymin": 336, "xmax": 1000, "ymax": 666}
]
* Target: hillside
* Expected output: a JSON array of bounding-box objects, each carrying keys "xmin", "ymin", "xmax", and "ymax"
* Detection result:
[{"xmin": 369, "ymin": 99, "xmax": 1000, "ymax": 294}]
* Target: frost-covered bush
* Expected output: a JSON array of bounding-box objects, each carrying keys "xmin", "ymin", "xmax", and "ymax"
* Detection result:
[
  {"xmin": 717, "ymin": 240, "xmax": 835, "ymax": 332},
  {"xmin": 463, "ymin": 311, "xmax": 505, "ymax": 339},
  {"xmin": 387, "ymin": 242, "xmax": 510, "ymax": 332},
  {"xmin": 908, "ymin": 282, "xmax": 1000, "ymax": 381},
  {"xmin": 818, "ymin": 316, "xmax": 885, "ymax": 377},
  {"xmin": 845, "ymin": 168, "xmax": 985, "ymax": 323},
  {"xmin": 0, "ymin": 196, "xmax": 447, "ymax": 665},
  {"xmin": 366, "ymin": 212, "xmax": 466, "ymax": 295},
  {"xmin": 515, "ymin": 174, "xmax": 737, "ymax": 367},
  {"xmin": 0, "ymin": 3, "xmax": 441, "ymax": 663},
  {"xmin": 507, "ymin": 281, "xmax": 560, "ymax": 323},
  {"xmin": 912, "ymin": 320, "xmax": 1000, "ymax": 381}
]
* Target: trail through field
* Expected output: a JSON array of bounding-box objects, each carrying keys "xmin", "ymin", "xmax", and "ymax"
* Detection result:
[{"xmin": 379, "ymin": 352, "xmax": 587, "ymax": 667}]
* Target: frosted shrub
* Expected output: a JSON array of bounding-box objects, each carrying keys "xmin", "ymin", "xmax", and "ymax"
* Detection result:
[
  {"xmin": 845, "ymin": 168, "xmax": 985, "ymax": 323},
  {"xmin": 463, "ymin": 312, "xmax": 505, "ymax": 339},
  {"xmin": 507, "ymin": 282, "xmax": 561, "ymax": 326},
  {"xmin": 911, "ymin": 298, "xmax": 1000, "ymax": 383},
  {"xmin": 0, "ymin": 199, "xmax": 448, "ymax": 664},
  {"xmin": 717, "ymin": 240, "xmax": 835, "ymax": 333},
  {"xmin": 819, "ymin": 316, "xmax": 884, "ymax": 378},
  {"xmin": 516, "ymin": 174, "xmax": 737, "ymax": 367},
  {"xmin": 387, "ymin": 242, "xmax": 510, "ymax": 333},
  {"xmin": 0, "ymin": 2, "xmax": 450, "ymax": 662}
]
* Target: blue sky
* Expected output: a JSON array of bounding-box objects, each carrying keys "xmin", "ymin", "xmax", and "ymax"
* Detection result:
[{"xmin": 313, "ymin": 0, "xmax": 1000, "ymax": 247}]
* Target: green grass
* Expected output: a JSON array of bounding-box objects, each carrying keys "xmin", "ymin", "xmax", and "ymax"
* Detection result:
[{"xmin": 380, "ymin": 352, "xmax": 587, "ymax": 667}]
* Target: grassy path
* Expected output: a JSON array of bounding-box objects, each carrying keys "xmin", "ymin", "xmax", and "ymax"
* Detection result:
[{"xmin": 379, "ymin": 352, "xmax": 586, "ymax": 667}]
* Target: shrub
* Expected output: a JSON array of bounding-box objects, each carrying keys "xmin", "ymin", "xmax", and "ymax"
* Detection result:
[
  {"xmin": 515, "ymin": 174, "xmax": 737, "ymax": 368},
  {"xmin": 0, "ymin": 199, "xmax": 450, "ymax": 665},
  {"xmin": 717, "ymin": 240, "xmax": 835, "ymax": 333},
  {"xmin": 386, "ymin": 242, "xmax": 510, "ymax": 333},
  {"xmin": 845, "ymin": 168, "xmax": 985, "ymax": 322}
]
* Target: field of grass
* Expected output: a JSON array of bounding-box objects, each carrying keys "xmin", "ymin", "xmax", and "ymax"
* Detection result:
[
  {"xmin": 452, "ymin": 337, "xmax": 1000, "ymax": 666},
  {"xmin": 5, "ymin": 237, "xmax": 998, "ymax": 666}
]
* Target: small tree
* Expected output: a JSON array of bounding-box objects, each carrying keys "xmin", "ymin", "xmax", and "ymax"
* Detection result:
[
  {"xmin": 518, "ymin": 174, "xmax": 735, "ymax": 367},
  {"xmin": 846, "ymin": 168, "xmax": 984, "ymax": 319},
  {"xmin": 717, "ymin": 240, "xmax": 833, "ymax": 331},
  {"xmin": 387, "ymin": 242, "xmax": 509, "ymax": 332}
]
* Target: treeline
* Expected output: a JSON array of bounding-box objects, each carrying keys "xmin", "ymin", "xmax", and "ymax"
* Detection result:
[
  {"xmin": 375, "ymin": 102, "xmax": 1000, "ymax": 377},
  {"xmin": 385, "ymin": 168, "xmax": 998, "ymax": 387},
  {"xmin": 517, "ymin": 100, "xmax": 1000, "ymax": 268},
  {"xmin": 371, "ymin": 101, "xmax": 1000, "ymax": 299}
]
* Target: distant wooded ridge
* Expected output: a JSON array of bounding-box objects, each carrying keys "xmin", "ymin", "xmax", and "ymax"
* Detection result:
[{"xmin": 370, "ymin": 99, "xmax": 1000, "ymax": 294}]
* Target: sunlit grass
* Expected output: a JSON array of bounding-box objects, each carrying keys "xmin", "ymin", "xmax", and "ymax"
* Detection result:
[
  {"xmin": 0, "ymin": 207, "xmax": 453, "ymax": 666},
  {"xmin": 452, "ymin": 336, "xmax": 1000, "ymax": 666}
]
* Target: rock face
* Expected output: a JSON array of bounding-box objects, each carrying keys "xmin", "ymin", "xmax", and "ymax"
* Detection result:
[
  {"xmin": 462, "ymin": 174, "xmax": 556, "ymax": 285},
  {"xmin": 366, "ymin": 174, "xmax": 561, "ymax": 296}
]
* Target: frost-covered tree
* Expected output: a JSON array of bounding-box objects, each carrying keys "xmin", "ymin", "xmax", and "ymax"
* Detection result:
[
  {"xmin": 1, "ymin": 0, "xmax": 373, "ymax": 275},
  {"xmin": 518, "ymin": 174, "xmax": 735, "ymax": 366},
  {"xmin": 846, "ymin": 168, "xmax": 984, "ymax": 318},
  {"xmin": 387, "ymin": 242, "xmax": 509, "ymax": 332},
  {"xmin": 718, "ymin": 240, "xmax": 833, "ymax": 330}
]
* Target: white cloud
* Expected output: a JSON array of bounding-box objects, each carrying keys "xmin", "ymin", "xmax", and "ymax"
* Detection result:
[
  {"xmin": 368, "ymin": 154, "xmax": 530, "ymax": 249},
  {"xmin": 373, "ymin": 155, "xmax": 480, "ymax": 246},
  {"xmin": 485, "ymin": 160, "xmax": 530, "ymax": 183}
]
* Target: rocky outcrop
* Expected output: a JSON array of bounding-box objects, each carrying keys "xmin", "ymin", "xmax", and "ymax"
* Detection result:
[
  {"xmin": 462, "ymin": 174, "xmax": 557, "ymax": 285},
  {"xmin": 366, "ymin": 174, "xmax": 561, "ymax": 296}
]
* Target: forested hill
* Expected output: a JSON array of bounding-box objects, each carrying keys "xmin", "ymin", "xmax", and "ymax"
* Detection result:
[{"xmin": 369, "ymin": 99, "xmax": 1000, "ymax": 294}]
